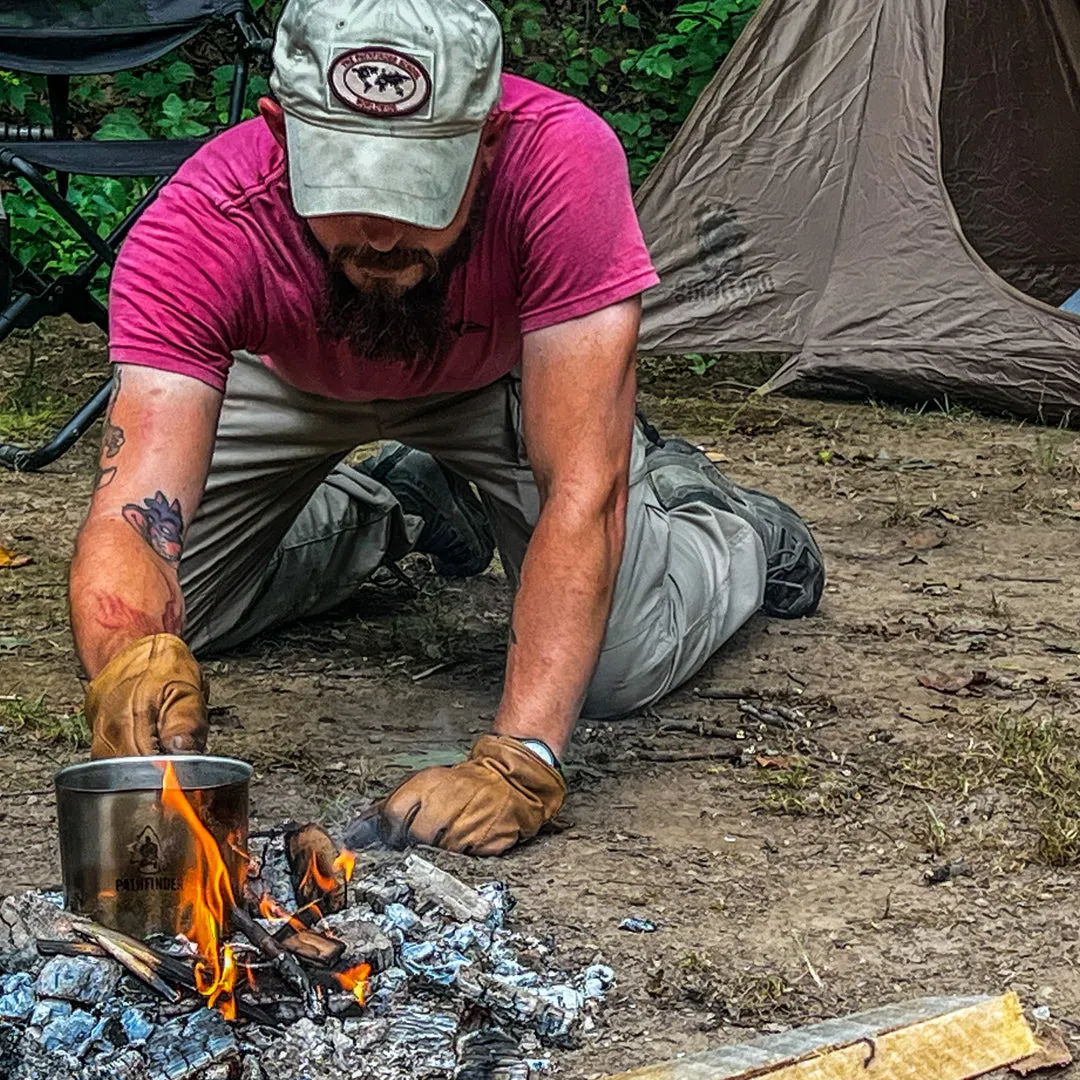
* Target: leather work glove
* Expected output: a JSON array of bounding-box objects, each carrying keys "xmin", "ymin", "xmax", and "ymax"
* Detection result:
[
  {"xmin": 379, "ymin": 734, "xmax": 567, "ymax": 856},
  {"xmin": 85, "ymin": 633, "xmax": 208, "ymax": 759}
]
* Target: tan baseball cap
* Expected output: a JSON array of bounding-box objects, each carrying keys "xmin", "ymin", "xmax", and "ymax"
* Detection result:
[{"xmin": 270, "ymin": 0, "xmax": 503, "ymax": 229}]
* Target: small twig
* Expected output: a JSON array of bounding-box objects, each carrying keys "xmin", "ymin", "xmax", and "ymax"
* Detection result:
[
  {"xmin": 411, "ymin": 660, "xmax": 456, "ymax": 682},
  {"xmin": 658, "ymin": 719, "xmax": 742, "ymax": 739},
  {"xmin": 978, "ymin": 574, "xmax": 1062, "ymax": 584},
  {"xmin": 737, "ymin": 701, "xmax": 803, "ymax": 732},
  {"xmin": 792, "ymin": 932, "xmax": 823, "ymax": 989},
  {"xmin": 694, "ymin": 686, "xmax": 754, "ymax": 701},
  {"xmin": 636, "ymin": 748, "xmax": 742, "ymax": 763},
  {"xmin": 0, "ymin": 787, "xmax": 52, "ymax": 798}
]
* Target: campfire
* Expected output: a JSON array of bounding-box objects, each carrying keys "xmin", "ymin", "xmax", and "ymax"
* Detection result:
[{"xmin": 0, "ymin": 764, "xmax": 612, "ymax": 1080}]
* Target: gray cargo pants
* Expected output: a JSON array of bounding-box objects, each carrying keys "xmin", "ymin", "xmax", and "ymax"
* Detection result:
[{"xmin": 180, "ymin": 351, "xmax": 766, "ymax": 718}]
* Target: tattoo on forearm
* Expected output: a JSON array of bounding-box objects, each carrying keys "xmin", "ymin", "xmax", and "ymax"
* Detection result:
[
  {"xmin": 103, "ymin": 422, "xmax": 125, "ymax": 458},
  {"xmin": 94, "ymin": 589, "xmax": 182, "ymax": 637},
  {"xmin": 93, "ymin": 370, "xmax": 124, "ymax": 490},
  {"xmin": 123, "ymin": 491, "xmax": 185, "ymax": 566}
]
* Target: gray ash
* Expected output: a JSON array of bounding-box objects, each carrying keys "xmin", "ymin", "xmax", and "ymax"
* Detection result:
[{"xmin": 0, "ymin": 847, "xmax": 613, "ymax": 1080}]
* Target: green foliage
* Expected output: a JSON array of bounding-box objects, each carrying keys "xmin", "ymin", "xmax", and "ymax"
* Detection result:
[
  {"xmin": 0, "ymin": 45, "xmax": 268, "ymax": 287},
  {"xmin": 492, "ymin": 0, "xmax": 760, "ymax": 184}
]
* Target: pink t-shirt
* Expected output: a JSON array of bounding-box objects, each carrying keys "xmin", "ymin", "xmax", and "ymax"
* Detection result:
[{"xmin": 108, "ymin": 75, "xmax": 658, "ymax": 401}]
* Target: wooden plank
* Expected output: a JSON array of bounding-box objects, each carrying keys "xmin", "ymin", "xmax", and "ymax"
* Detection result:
[{"xmin": 606, "ymin": 993, "xmax": 1037, "ymax": 1080}]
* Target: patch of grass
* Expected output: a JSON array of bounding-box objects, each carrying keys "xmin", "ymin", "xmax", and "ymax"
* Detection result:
[
  {"xmin": 0, "ymin": 339, "xmax": 69, "ymax": 443},
  {"xmin": 0, "ymin": 695, "xmax": 90, "ymax": 749},
  {"xmin": 1034, "ymin": 431, "xmax": 1065, "ymax": 474},
  {"xmin": 675, "ymin": 952, "xmax": 807, "ymax": 1025},
  {"xmin": 0, "ymin": 398, "xmax": 69, "ymax": 443},
  {"xmin": 918, "ymin": 801, "xmax": 949, "ymax": 858},
  {"xmin": 866, "ymin": 395, "xmax": 980, "ymax": 429},
  {"xmin": 987, "ymin": 590, "xmax": 1013, "ymax": 623},
  {"xmin": 880, "ymin": 479, "xmax": 920, "ymax": 527},
  {"xmin": 757, "ymin": 757, "xmax": 861, "ymax": 817},
  {"xmin": 890, "ymin": 710, "xmax": 1080, "ymax": 867},
  {"xmin": 1031, "ymin": 427, "xmax": 1079, "ymax": 480}
]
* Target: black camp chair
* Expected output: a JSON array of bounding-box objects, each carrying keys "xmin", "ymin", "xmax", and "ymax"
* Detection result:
[{"xmin": 0, "ymin": 0, "xmax": 271, "ymax": 471}]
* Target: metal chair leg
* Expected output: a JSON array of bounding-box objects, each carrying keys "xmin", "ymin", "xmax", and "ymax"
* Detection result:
[{"xmin": 0, "ymin": 374, "xmax": 113, "ymax": 471}]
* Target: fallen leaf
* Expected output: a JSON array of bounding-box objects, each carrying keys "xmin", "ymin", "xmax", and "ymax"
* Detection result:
[
  {"xmin": 0, "ymin": 636, "xmax": 33, "ymax": 649},
  {"xmin": 904, "ymin": 529, "xmax": 946, "ymax": 551},
  {"xmin": 0, "ymin": 544, "xmax": 31, "ymax": 569},
  {"xmin": 898, "ymin": 704, "xmax": 944, "ymax": 725},
  {"xmin": 1011, "ymin": 1026, "xmax": 1072, "ymax": 1075},
  {"xmin": 755, "ymin": 755, "xmax": 799, "ymax": 770},
  {"xmin": 898, "ymin": 553, "xmax": 927, "ymax": 566},
  {"xmin": 917, "ymin": 668, "xmax": 983, "ymax": 694},
  {"xmin": 922, "ymin": 506, "xmax": 962, "ymax": 524}
]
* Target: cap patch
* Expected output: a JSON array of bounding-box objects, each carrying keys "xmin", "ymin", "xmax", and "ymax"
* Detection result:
[{"xmin": 329, "ymin": 47, "xmax": 432, "ymax": 118}]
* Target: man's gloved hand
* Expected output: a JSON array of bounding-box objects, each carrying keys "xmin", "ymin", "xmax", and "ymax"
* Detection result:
[
  {"xmin": 85, "ymin": 633, "xmax": 208, "ymax": 759},
  {"xmin": 379, "ymin": 734, "xmax": 567, "ymax": 856}
]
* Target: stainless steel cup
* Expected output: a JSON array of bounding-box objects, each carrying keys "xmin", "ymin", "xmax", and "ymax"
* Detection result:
[{"xmin": 54, "ymin": 755, "xmax": 251, "ymax": 939}]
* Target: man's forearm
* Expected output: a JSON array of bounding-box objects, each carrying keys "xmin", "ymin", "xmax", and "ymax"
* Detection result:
[
  {"xmin": 494, "ymin": 490, "xmax": 626, "ymax": 758},
  {"xmin": 70, "ymin": 516, "xmax": 184, "ymax": 678}
]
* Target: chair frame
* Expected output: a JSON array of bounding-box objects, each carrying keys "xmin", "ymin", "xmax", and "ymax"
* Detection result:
[{"xmin": 0, "ymin": 8, "xmax": 270, "ymax": 471}]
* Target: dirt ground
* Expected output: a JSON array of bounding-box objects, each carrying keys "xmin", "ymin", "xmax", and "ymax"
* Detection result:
[{"xmin": 3, "ymin": 322, "xmax": 1080, "ymax": 1077}]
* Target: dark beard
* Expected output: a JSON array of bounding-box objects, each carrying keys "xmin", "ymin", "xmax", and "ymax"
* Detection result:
[{"xmin": 314, "ymin": 176, "xmax": 489, "ymax": 368}]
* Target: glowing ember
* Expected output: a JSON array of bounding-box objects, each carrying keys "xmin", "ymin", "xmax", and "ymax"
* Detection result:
[
  {"xmin": 334, "ymin": 961, "xmax": 371, "ymax": 1005},
  {"xmin": 159, "ymin": 761, "xmax": 239, "ymax": 1021}
]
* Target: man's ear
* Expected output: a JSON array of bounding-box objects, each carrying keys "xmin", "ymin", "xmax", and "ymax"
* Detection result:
[
  {"xmin": 479, "ymin": 109, "xmax": 511, "ymax": 168},
  {"xmin": 259, "ymin": 97, "xmax": 287, "ymax": 147}
]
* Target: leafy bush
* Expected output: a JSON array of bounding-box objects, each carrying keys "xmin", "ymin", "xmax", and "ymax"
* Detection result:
[
  {"xmin": 493, "ymin": 0, "xmax": 760, "ymax": 184},
  {"xmin": 0, "ymin": 38, "xmax": 268, "ymax": 289}
]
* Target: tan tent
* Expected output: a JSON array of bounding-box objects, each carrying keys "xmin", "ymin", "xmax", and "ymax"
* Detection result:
[{"xmin": 635, "ymin": 0, "xmax": 1080, "ymax": 423}]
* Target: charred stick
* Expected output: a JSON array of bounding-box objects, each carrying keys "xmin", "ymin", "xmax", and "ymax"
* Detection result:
[
  {"xmin": 72, "ymin": 919, "xmax": 191, "ymax": 984},
  {"xmin": 36, "ymin": 939, "xmax": 108, "ymax": 959},
  {"xmin": 138, "ymin": 943, "xmax": 280, "ymax": 1027},
  {"xmin": 231, "ymin": 903, "xmax": 323, "ymax": 1017},
  {"xmin": 273, "ymin": 923, "xmax": 346, "ymax": 967},
  {"xmin": 72, "ymin": 919, "xmax": 180, "ymax": 1003}
]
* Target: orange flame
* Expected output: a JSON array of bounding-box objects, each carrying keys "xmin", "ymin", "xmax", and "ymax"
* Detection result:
[
  {"xmin": 332, "ymin": 849, "xmax": 357, "ymax": 882},
  {"xmin": 259, "ymin": 892, "xmax": 312, "ymax": 934},
  {"xmin": 159, "ymin": 761, "xmax": 238, "ymax": 1021},
  {"xmin": 299, "ymin": 850, "xmax": 339, "ymax": 896},
  {"xmin": 334, "ymin": 962, "xmax": 371, "ymax": 1005}
]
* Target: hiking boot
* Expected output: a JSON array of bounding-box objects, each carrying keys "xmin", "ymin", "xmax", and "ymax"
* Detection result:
[
  {"xmin": 645, "ymin": 437, "xmax": 824, "ymax": 618},
  {"xmin": 360, "ymin": 443, "xmax": 494, "ymax": 578}
]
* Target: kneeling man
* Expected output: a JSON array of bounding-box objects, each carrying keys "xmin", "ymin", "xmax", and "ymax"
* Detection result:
[{"xmin": 72, "ymin": 0, "xmax": 824, "ymax": 855}]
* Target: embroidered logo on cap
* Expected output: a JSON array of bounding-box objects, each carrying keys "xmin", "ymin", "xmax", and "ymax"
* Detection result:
[{"xmin": 329, "ymin": 47, "xmax": 432, "ymax": 117}]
